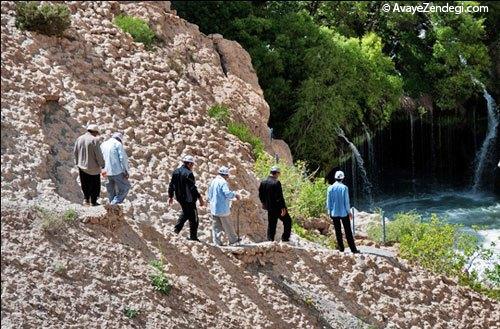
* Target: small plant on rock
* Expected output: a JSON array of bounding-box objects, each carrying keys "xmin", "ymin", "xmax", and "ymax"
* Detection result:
[
  {"xmin": 114, "ymin": 14, "xmax": 157, "ymax": 49},
  {"xmin": 15, "ymin": 1, "xmax": 71, "ymax": 36},
  {"xmin": 208, "ymin": 104, "xmax": 230, "ymax": 124},
  {"xmin": 149, "ymin": 259, "xmax": 172, "ymax": 295},
  {"xmin": 63, "ymin": 208, "xmax": 78, "ymax": 222},
  {"xmin": 123, "ymin": 307, "xmax": 139, "ymax": 319},
  {"xmin": 35, "ymin": 206, "xmax": 64, "ymax": 233},
  {"xmin": 228, "ymin": 122, "xmax": 264, "ymax": 158},
  {"xmin": 53, "ymin": 262, "xmax": 66, "ymax": 275}
]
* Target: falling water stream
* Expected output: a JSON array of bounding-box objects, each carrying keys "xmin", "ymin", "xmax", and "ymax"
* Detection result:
[
  {"xmin": 337, "ymin": 128, "xmax": 374, "ymax": 209},
  {"xmin": 472, "ymin": 87, "xmax": 499, "ymax": 192}
]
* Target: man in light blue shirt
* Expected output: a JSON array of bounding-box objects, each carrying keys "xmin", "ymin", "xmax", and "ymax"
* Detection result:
[
  {"xmin": 207, "ymin": 166, "xmax": 241, "ymax": 246},
  {"xmin": 100, "ymin": 132, "xmax": 131, "ymax": 205},
  {"xmin": 326, "ymin": 170, "xmax": 359, "ymax": 254}
]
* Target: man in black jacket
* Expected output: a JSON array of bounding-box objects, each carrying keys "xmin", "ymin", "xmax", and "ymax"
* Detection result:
[
  {"xmin": 168, "ymin": 155, "xmax": 204, "ymax": 241},
  {"xmin": 258, "ymin": 166, "xmax": 292, "ymax": 242}
]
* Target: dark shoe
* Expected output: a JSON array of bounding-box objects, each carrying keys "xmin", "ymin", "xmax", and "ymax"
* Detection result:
[
  {"xmin": 91, "ymin": 202, "xmax": 101, "ymax": 207},
  {"xmin": 188, "ymin": 238, "xmax": 200, "ymax": 242},
  {"xmin": 229, "ymin": 238, "xmax": 242, "ymax": 245},
  {"xmin": 337, "ymin": 248, "xmax": 345, "ymax": 252},
  {"xmin": 352, "ymin": 249, "xmax": 361, "ymax": 254}
]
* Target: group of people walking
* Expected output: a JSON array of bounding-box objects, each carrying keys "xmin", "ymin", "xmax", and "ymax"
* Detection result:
[
  {"xmin": 74, "ymin": 125, "xmax": 359, "ymax": 253},
  {"xmin": 74, "ymin": 124, "xmax": 130, "ymax": 206}
]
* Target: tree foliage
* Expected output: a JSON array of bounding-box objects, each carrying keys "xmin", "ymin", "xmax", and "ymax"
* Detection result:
[
  {"xmin": 15, "ymin": 1, "xmax": 71, "ymax": 36},
  {"xmin": 172, "ymin": 0, "xmax": 494, "ymax": 169}
]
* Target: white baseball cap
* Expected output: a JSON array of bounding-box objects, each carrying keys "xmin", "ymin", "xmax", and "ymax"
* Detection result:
[
  {"xmin": 112, "ymin": 132, "xmax": 123, "ymax": 141},
  {"xmin": 335, "ymin": 171, "xmax": 345, "ymax": 180},
  {"xmin": 218, "ymin": 166, "xmax": 230, "ymax": 176},
  {"xmin": 270, "ymin": 166, "xmax": 280, "ymax": 173},
  {"xmin": 87, "ymin": 124, "xmax": 100, "ymax": 133},
  {"xmin": 182, "ymin": 155, "xmax": 195, "ymax": 163}
]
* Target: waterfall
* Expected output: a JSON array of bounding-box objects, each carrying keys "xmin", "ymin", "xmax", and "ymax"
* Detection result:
[
  {"xmin": 337, "ymin": 128, "xmax": 374, "ymax": 209},
  {"xmin": 472, "ymin": 87, "xmax": 499, "ymax": 192},
  {"xmin": 460, "ymin": 56, "xmax": 499, "ymax": 192}
]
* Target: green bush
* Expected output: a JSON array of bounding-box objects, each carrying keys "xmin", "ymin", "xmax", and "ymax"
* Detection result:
[
  {"xmin": 123, "ymin": 307, "xmax": 139, "ymax": 319},
  {"xmin": 292, "ymin": 222, "xmax": 336, "ymax": 249},
  {"xmin": 63, "ymin": 208, "xmax": 78, "ymax": 222},
  {"xmin": 149, "ymin": 260, "xmax": 172, "ymax": 295},
  {"xmin": 228, "ymin": 122, "xmax": 264, "ymax": 158},
  {"xmin": 255, "ymin": 153, "xmax": 326, "ymax": 219},
  {"xmin": 35, "ymin": 206, "xmax": 65, "ymax": 233},
  {"xmin": 114, "ymin": 14, "xmax": 157, "ymax": 49},
  {"xmin": 208, "ymin": 104, "xmax": 230, "ymax": 124},
  {"xmin": 367, "ymin": 211, "xmax": 421, "ymax": 243},
  {"xmin": 15, "ymin": 1, "xmax": 71, "ymax": 36},
  {"xmin": 53, "ymin": 262, "xmax": 66, "ymax": 275}
]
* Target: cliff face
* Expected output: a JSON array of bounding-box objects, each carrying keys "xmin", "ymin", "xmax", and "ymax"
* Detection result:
[
  {"xmin": 1, "ymin": 2, "xmax": 498, "ymax": 329},
  {"xmin": 1, "ymin": 0, "xmax": 291, "ymax": 240}
]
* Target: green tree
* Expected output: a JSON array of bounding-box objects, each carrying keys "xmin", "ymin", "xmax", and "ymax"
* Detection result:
[
  {"xmin": 426, "ymin": 3, "xmax": 491, "ymax": 109},
  {"xmin": 286, "ymin": 30, "xmax": 402, "ymax": 170}
]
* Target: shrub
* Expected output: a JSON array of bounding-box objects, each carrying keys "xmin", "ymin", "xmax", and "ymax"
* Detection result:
[
  {"xmin": 255, "ymin": 153, "xmax": 326, "ymax": 219},
  {"xmin": 15, "ymin": 1, "xmax": 71, "ymax": 36},
  {"xmin": 295, "ymin": 179, "xmax": 328, "ymax": 219},
  {"xmin": 228, "ymin": 122, "xmax": 264, "ymax": 158},
  {"xmin": 114, "ymin": 14, "xmax": 157, "ymax": 49},
  {"xmin": 123, "ymin": 307, "xmax": 139, "ymax": 319},
  {"xmin": 149, "ymin": 260, "xmax": 172, "ymax": 295},
  {"xmin": 293, "ymin": 222, "xmax": 336, "ymax": 249},
  {"xmin": 35, "ymin": 206, "xmax": 64, "ymax": 233},
  {"xmin": 208, "ymin": 104, "xmax": 230, "ymax": 124},
  {"xmin": 63, "ymin": 208, "xmax": 78, "ymax": 222},
  {"xmin": 53, "ymin": 262, "xmax": 66, "ymax": 275},
  {"xmin": 366, "ymin": 211, "xmax": 421, "ymax": 243}
]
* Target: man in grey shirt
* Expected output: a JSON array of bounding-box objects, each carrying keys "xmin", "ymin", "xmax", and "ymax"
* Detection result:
[{"xmin": 74, "ymin": 124, "xmax": 105, "ymax": 206}]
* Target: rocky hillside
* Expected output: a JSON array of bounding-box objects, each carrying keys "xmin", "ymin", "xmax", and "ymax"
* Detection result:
[
  {"xmin": 1, "ymin": 1, "xmax": 498, "ymax": 328},
  {"xmin": 1, "ymin": 0, "xmax": 292, "ymax": 240}
]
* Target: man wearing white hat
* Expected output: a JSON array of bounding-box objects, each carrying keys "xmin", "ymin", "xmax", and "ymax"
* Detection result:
[
  {"xmin": 207, "ymin": 166, "xmax": 241, "ymax": 246},
  {"xmin": 74, "ymin": 124, "xmax": 105, "ymax": 206},
  {"xmin": 258, "ymin": 166, "xmax": 292, "ymax": 242},
  {"xmin": 100, "ymin": 132, "xmax": 131, "ymax": 205},
  {"xmin": 326, "ymin": 170, "xmax": 360, "ymax": 254},
  {"xmin": 168, "ymin": 155, "xmax": 204, "ymax": 241}
]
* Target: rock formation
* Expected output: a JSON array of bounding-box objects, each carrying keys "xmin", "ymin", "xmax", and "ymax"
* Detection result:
[{"xmin": 1, "ymin": 0, "xmax": 291, "ymax": 241}]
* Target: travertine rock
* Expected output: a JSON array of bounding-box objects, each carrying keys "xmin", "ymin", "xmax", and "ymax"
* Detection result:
[{"xmin": 0, "ymin": 0, "xmax": 278, "ymax": 241}]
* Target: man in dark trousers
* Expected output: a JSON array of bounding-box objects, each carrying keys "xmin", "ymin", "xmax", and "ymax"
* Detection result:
[
  {"xmin": 168, "ymin": 155, "xmax": 204, "ymax": 241},
  {"xmin": 258, "ymin": 166, "xmax": 292, "ymax": 242},
  {"xmin": 74, "ymin": 124, "xmax": 105, "ymax": 206},
  {"xmin": 326, "ymin": 170, "xmax": 360, "ymax": 254}
]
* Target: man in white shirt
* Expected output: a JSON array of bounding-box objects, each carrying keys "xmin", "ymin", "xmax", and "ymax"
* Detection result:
[
  {"xmin": 207, "ymin": 166, "xmax": 241, "ymax": 246},
  {"xmin": 100, "ymin": 132, "xmax": 131, "ymax": 205}
]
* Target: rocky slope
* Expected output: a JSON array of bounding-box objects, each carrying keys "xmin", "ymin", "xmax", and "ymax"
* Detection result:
[
  {"xmin": 1, "ymin": 0, "xmax": 292, "ymax": 241},
  {"xmin": 1, "ymin": 1, "xmax": 498, "ymax": 328}
]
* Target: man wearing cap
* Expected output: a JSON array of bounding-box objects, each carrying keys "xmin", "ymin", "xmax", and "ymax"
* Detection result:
[
  {"xmin": 100, "ymin": 132, "xmax": 131, "ymax": 205},
  {"xmin": 258, "ymin": 166, "xmax": 292, "ymax": 242},
  {"xmin": 207, "ymin": 166, "xmax": 241, "ymax": 246},
  {"xmin": 326, "ymin": 171, "xmax": 360, "ymax": 254},
  {"xmin": 168, "ymin": 156, "xmax": 204, "ymax": 241},
  {"xmin": 74, "ymin": 124, "xmax": 105, "ymax": 206}
]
